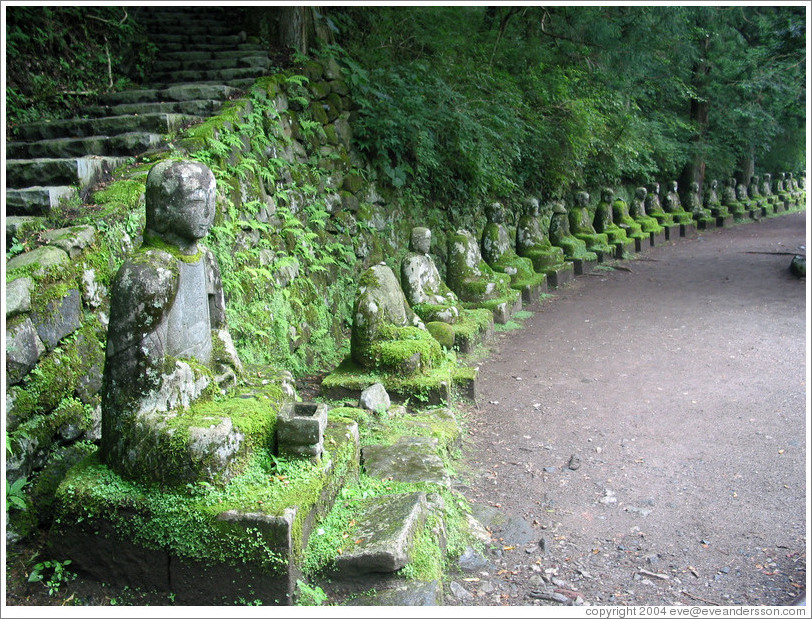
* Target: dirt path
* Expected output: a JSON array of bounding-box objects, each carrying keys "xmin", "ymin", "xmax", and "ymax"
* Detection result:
[{"xmin": 451, "ymin": 212, "xmax": 808, "ymax": 607}]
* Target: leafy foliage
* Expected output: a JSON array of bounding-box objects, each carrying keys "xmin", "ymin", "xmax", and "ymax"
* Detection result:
[{"xmin": 324, "ymin": 5, "xmax": 805, "ymax": 204}]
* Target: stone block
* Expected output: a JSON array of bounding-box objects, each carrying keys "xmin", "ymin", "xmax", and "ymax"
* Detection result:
[
  {"xmin": 6, "ymin": 244, "xmax": 69, "ymax": 275},
  {"xmin": 359, "ymin": 383, "xmax": 391, "ymax": 414},
  {"xmin": 31, "ymin": 288, "xmax": 82, "ymax": 350},
  {"xmin": 362, "ymin": 437, "xmax": 449, "ymax": 486},
  {"xmin": 6, "ymin": 277, "xmax": 33, "ymax": 317},
  {"xmin": 6, "ymin": 316, "xmax": 46, "ymax": 384},
  {"xmin": 650, "ymin": 230, "xmax": 667, "ymax": 247},
  {"xmin": 545, "ymin": 262, "xmax": 575, "ymax": 288},
  {"xmin": 42, "ymin": 225, "xmax": 97, "ymax": 259},
  {"xmin": 320, "ymin": 357, "xmax": 455, "ymax": 406},
  {"xmin": 277, "ymin": 402, "xmax": 329, "ymax": 460},
  {"xmin": 50, "ymin": 419, "xmax": 360, "ymax": 605},
  {"xmin": 679, "ymin": 222, "xmax": 697, "ymax": 237},
  {"xmin": 332, "ymin": 492, "xmax": 428, "ymax": 575},
  {"xmin": 347, "ymin": 580, "xmax": 443, "ymax": 606}
]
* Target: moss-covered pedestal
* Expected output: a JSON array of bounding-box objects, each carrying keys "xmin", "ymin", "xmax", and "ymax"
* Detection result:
[
  {"xmin": 49, "ymin": 385, "xmax": 361, "ymax": 605},
  {"xmin": 320, "ymin": 354, "xmax": 478, "ymax": 405}
]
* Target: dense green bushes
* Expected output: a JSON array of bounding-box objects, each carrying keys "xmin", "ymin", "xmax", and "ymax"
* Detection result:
[{"xmin": 318, "ymin": 5, "xmax": 805, "ymax": 212}]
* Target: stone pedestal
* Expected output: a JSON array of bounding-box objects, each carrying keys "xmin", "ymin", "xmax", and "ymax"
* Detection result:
[
  {"xmin": 545, "ymin": 262, "xmax": 575, "ymax": 288},
  {"xmin": 649, "ymin": 230, "xmax": 667, "ymax": 247},
  {"xmin": 277, "ymin": 402, "xmax": 329, "ymax": 461},
  {"xmin": 662, "ymin": 224, "xmax": 680, "ymax": 241},
  {"xmin": 50, "ymin": 417, "xmax": 361, "ymax": 605},
  {"xmin": 715, "ymin": 215, "xmax": 735, "ymax": 227},
  {"xmin": 680, "ymin": 222, "xmax": 697, "ymax": 237}
]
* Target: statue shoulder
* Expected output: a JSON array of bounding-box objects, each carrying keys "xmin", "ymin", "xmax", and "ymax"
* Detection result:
[{"xmin": 107, "ymin": 249, "xmax": 180, "ymax": 349}]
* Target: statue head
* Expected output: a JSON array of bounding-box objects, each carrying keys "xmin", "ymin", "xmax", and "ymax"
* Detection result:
[
  {"xmin": 485, "ymin": 201, "xmax": 505, "ymax": 223},
  {"xmin": 635, "ymin": 187, "xmax": 647, "ymax": 200},
  {"xmin": 764, "ymin": 173, "xmax": 772, "ymax": 183},
  {"xmin": 728, "ymin": 177, "xmax": 737, "ymax": 187},
  {"xmin": 670, "ymin": 180, "xmax": 679, "ymax": 193},
  {"xmin": 576, "ymin": 191, "xmax": 590, "ymax": 207},
  {"xmin": 711, "ymin": 179, "xmax": 718, "ymax": 190},
  {"xmin": 552, "ymin": 201, "xmax": 567, "ymax": 215},
  {"xmin": 410, "ymin": 227, "xmax": 432, "ymax": 255},
  {"xmin": 145, "ymin": 160, "xmax": 216, "ymax": 248},
  {"xmin": 690, "ymin": 182, "xmax": 700, "ymax": 194},
  {"xmin": 523, "ymin": 197, "xmax": 540, "ymax": 218},
  {"xmin": 600, "ymin": 188, "xmax": 613, "ymax": 203},
  {"xmin": 648, "ymin": 182, "xmax": 660, "ymax": 195}
]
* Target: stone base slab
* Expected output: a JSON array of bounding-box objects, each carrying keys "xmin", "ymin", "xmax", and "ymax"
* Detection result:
[
  {"xmin": 680, "ymin": 222, "xmax": 697, "ymax": 237},
  {"xmin": 49, "ymin": 420, "xmax": 360, "ymax": 604}
]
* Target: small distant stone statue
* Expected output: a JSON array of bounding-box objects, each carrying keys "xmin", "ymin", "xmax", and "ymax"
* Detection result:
[
  {"xmin": 628, "ymin": 187, "xmax": 663, "ymax": 235},
  {"xmin": 515, "ymin": 197, "xmax": 566, "ymax": 272},
  {"xmin": 548, "ymin": 201, "xmax": 598, "ymax": 270},
  {"xmin": 775, "ymin": 173, "xmax": 786, "ymax": 194},
  {"xmin": 749, "ymin": 175, "xmax": 763, "ymax": 200},
  {"xmin": 684, "ymin": 181, "xmax": 715, "ymax": 227},
  {"xmin": 761, "ymin": 173, "xmax": 775, "ymax": 202},
  {"xmin": 446, "ymin": 229, "xmax": 520, "ymax": 324},
  {"xmin": 351, "ymin": 262, "xmax": 440, "ymax": 374},
  {"xmin": 611, "ymin": 193, "xmax": 649, "ymax": 247},
  {"xmin": 401, "ymin": 227, "xmax": 461, "ymax": 325},
  {"xmin": 593, "ymin": 188, "xmax": 632, "ymax": 258},
  {"xmin": 101, "ymin": 159, "xmax": 243, "ymax": 484},
  {"xmin": 568, "ymin": 191, "xmax": 613, "ymax": 259},
  {"xmin": 704, "ymin": 179, "xmax": 729, "ymax": 220},
  {"xmin": 662, "ymin": 181, "xmax": 694, "ymax": 224},
  {"xmin": 481, "ymin": 201, "xmax": 547, "ymax": 301},
  {"xmin": 722, "ymin": 177, "xmax": 746, "ymax": 218},
  {"xmin": 644, "ymin": 182, "xmax": 674, "ymax": 225}
]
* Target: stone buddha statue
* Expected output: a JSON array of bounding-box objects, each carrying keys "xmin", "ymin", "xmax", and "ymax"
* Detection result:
[
  {"xmin": 401, "ymin": 227, "xmax": 461, "ymax": 324},
  {"xmin": 515, "ymin": 197, "xmax": 566, "ymax": 271},
  {"xmin": 548, "ymin": 200, "xmax": 598, "ymax": 268},
  {"xmin": 662, "ymin": 180, "xmax": 693, "ymax": 224},
  {"xmin": 567, "ymin": 191, "xmax": 613, "ymax": 259},
  {"xmin": 644, "ymin": 182, "xmax": 673, "ymax": 225},
  {"xmin": 351, "ymin": 262, "xmax": 440, "ymax": 374},
  {"xmin": 101, "ymin": 159, "xmax": 243, "ymax": 484},
  {"xmin": 628, "ymin": 187, "xmax": 663, "ymax": 235},
  {"xmin": 481, "ymin": 201, "xmax": 547, "ymax": 301},
  {"xmin": 684, "ymin": 181, "xmax": 715, "ymax": 227}
]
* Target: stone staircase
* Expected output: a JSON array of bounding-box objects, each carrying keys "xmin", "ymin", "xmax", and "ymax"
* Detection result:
[{"xmin": 5, "ymin": 6, "xmax": 273, "ymax": 217}]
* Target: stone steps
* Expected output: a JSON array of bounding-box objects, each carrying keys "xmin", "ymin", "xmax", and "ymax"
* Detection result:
[
  {"xmin": 4, "ymin": 6, "xmax": 266, "ymax": 217},
  {"xmin": 6, "ymin": 157, "xmax": 128, "ymax": 192},
  {"xmin": 8, "ymin": 132, "xmax": 167, "ymax": 160},
  {"xmin": 12, "ymin": 113, "xmax": 200, "ymax": 142}
]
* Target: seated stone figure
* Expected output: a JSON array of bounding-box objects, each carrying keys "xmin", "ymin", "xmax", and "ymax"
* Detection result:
[
  {"xmin": 446, "ymin": 228, "xmax": 521, "ymax": 324},
  {"xmin": 761, "ymin": 173, "xmax": 778, "ymax": 205},
  {"xmin": 612, "ymin": 194, "xmax": 650, "ymax": 249},
  {"xmin": 662, "ymin": 180, "xmax": 694, "ymax": 225},
  {"xmin": 351, "ymin": 262, "xmax": 441, "ymax": 374},
  {"xmin": 101, "ymin": 159, "xmax": 244, "ymax": 485},
  {"xmin": 593, "ymin": 188, "xmax": 634, "ymax": 258},
  {"xmin": 628, "ymin": 187, "xmax": 664, "ymax": 235},
  {"xmin": 684, "ymin": 181, "xmax": 715, "ymax": 228},
  {"xmin": 568, "ymin": 191, "xmax": 613, "ymax": 260},
  {"xmin": 401, "ymin": 227, "xmax": 492, "ymax": 351},
  {"xmin": 722, "ymin": 177, "xmax": 747, "ymax": 218},
  {"xmin": 644, "ymin": 182, "xmax": 674, "ymax": 225},
  {"xmin": 481, "ymin": 201, "xmax": 547, "ymax": 302},
  {"xmin": 703, "ymin": 179, "xmax": 730, "ymax": 218},
  {"xmin": 516, "ymin": 197, "xmax": 574, "ymax": 287},
  {"xmin": 748, "ymin": 175, "xmax": 769, "ymax": 212},
  {"xmin": 401, "ymin": 227, "xmax": 460, "ymax": 325},
  {"xmin": 548, "ymin": 200, "xmax": 598, "ymax": 274}
]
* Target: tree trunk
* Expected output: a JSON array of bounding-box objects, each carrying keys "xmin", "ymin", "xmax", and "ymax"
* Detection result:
[
  {"xmin": 737, "ymin": 147, "xmax": 755, "ymax": 187},
  {"xmin": 679, "ymin": 34, "xmax": 710, "ymax": 194}
]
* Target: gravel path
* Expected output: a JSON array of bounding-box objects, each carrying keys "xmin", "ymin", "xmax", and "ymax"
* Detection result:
[{"xmin": 450, "ymin": 212, "xmax": 808, "ymax": 608}]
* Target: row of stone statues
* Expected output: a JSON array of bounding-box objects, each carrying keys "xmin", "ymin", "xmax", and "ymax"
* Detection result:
[{"xmin": 100, "ymin": 160, "xmax": 804, "ymax": 486}]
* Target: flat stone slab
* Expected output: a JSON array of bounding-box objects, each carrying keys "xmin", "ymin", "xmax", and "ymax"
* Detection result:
[
  {"xmin": 6, "ymin": 186, "xmax": 78, "ymax": 216},
  {"xmin": 679, "ymin": 222, "xmax": 698, "ymax": 237},
  {"xmin": 332, "ymin": 492, "xmax": 428, "ymax": 575},
  {"xmin": 362, "ymin": 436, "xmax": 450, "ymax": 486},
  {"xmin": 347, "ymin": 579, "xmax": 443, "ymax": 605}
]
